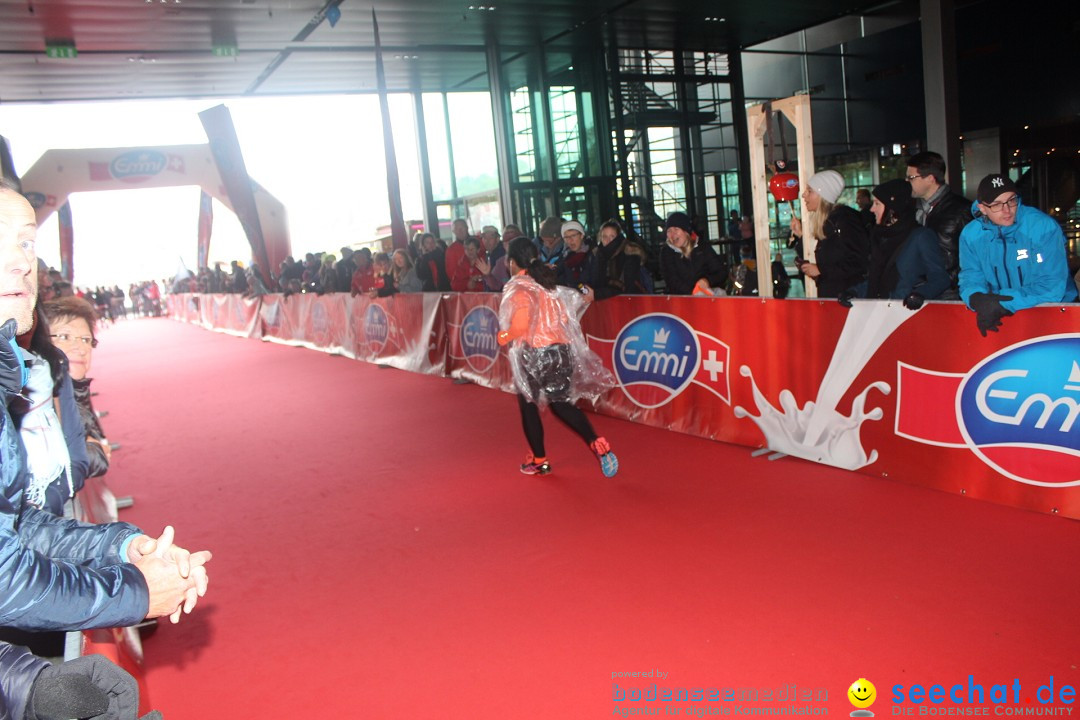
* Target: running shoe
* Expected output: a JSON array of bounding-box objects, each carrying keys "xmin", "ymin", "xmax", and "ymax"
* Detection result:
[
  {"xmin": 589, "ymin": 437, "xmax": 619, "ymax": 477},
  {"xmin": 520, "ymin": 454, "xmax": 552, "ymax": 476}
]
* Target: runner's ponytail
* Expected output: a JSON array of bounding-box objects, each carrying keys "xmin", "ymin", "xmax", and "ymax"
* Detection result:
[
  {"xmin": 527, "ymin": 259, "xmax": 557, "ymax": 290},
  {"xmin": 508, "ymin": 236, "xmax": 557, "ymax": 289}
]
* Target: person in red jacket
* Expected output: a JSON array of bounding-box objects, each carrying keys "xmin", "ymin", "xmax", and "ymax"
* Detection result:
[
  {"xmin": 450, "ymin": 236, "xmax": 488, "ymax": 292},
  {"xmin": 349, "ymin": 248, "xmax": 375, "ymax": 296},
  {"xmin": 369, "ymin": 252, "xmax": 397, "ymax": 297},
  {"xmin": 442, "ymin": 218, "xmax": 472, "ymax": 285}
]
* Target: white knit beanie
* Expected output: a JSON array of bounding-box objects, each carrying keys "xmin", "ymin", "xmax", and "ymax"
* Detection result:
[
  {"xmin": 808, "ymin": 170, "xmax": 845, "ymax": 205},
  {"xmin": 561, "ymin": 220, "xmax": 585, "ymax": 237}
]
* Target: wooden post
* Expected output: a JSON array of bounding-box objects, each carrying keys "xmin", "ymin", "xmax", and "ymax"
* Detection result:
[
  {"xmin": 745, "ymin": 94, "xmax": 816, "ymax": 298},
  {"xmin": 747, "ymin": 105, "xmax": 772, "ymax": 297}
]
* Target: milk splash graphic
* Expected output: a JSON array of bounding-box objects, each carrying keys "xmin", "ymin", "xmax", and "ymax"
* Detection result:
[{"xmin": 734, "ymin": 302, "xmax": 918, "ymax": 470}]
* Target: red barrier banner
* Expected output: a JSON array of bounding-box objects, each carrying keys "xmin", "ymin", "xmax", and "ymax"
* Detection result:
[
  {"xmin": 292, "ymin": 293, "xmax": 351, "ymax": 354},
  {"xmin": 351, "ymin": 293, "xmax": 447, "ymax": 375},
  {"xmin": 259, "ymin": 293, "xmax": 352, "ymax": 354},
  {"xmin": 259, "ymin": 293, "xmax": 302, "ymax": 345},
  {"xmin": 168, "ymin": 293, "xmax": 201, "ymax": 325},
  {"xmin": 200, "ymin": 293, "xmax": 261, "ymax": 338},
  {"xmin": 579, "ymin": 296, "xmax": 1079, "ymax": 518},
  {"xmin": 443, "ymin": 293, "xmax": 515, "ymax": 391}
]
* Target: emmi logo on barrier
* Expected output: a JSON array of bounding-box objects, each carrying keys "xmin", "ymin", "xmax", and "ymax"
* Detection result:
[
  {"xmin": 310, "ymin": 302, "xmax": 329, "ymax": 342},
  {"xmin": 110, "ymin": 150, "xmax": 167, "ymax": 183},
  {"xmin": 461, "ymin": 306, "xmax": 499, "ymax": 373},
  {"xmin": 364, "ymin": 303, "xmax": 389, "ymax": 353},
  {"xmin": 614, "ymin": 313, "xmax": 699, "ymax": 409},
  {"xmin": 958, "ymin": 334, "xmax": 1080, "ymax": 487}
]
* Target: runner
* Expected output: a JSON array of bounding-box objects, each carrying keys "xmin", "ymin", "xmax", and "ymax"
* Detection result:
[{"xmin": 497, "ymin": 237, "xmax": 618, "ymax": 477}]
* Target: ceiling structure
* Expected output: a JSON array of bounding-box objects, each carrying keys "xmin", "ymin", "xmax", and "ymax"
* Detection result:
[{"xmin": 0, "ymin": 0, "xmax": 901, "ymax": 103}]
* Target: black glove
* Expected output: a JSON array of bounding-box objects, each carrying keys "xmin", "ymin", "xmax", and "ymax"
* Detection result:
[
  {"xmin": 28, "ymin": 655, "xmax": 162, "ymax": 720},
  {"xmin": 837, "ymin": 289, "xmax": 856, "ymax": 308},
  {"xmin": 902, "ymin": 292, "xmax": 925, "ymax": 311},
  {"xmin": 968, "ymin": 292, "xmax": 1014, "ymax": 337}
]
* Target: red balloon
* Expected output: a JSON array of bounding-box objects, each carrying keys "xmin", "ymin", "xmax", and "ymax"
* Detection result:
[{"xmin": 769, "ymin": 172, "xmax": 800, "ymax": 202}]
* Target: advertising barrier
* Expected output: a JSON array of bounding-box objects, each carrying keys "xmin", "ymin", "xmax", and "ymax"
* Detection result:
[
  {"xmin": 167, "ymin": 293, "xmax": 201, "ymax": 325},
  {"xmin": 170, "ymin": 292, "xmax": 1079, "ymax": 519},
  {"xmin": 351, "ymin": 293, "xmax": 447, "ymax": 375},
  {"xmin": 443, "ymin": 292, "xmax": 515, "ymax": 391},
  {"xmin": 201, "ymin": 293, "xmax": 261, "ymax": 338}
]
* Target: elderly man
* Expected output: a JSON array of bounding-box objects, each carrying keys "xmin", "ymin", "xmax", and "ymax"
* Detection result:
[
  {"xmin": 0, "ymin": 179, "xmax": 211, "ymax": 719},
  {"xmin": 490, "ymin": 223, "xmax": 524, "ymax": 287},
  {"xmin": 480, "ymin": 225, "xmax": 503, "ymax": 266},
  {"xmin": 958, "ymin": 173, "xmax": 1078, "ymax": 335},
  {"xmin": 534, "ymin": 216, "xmax": 567, "ymax": 266}
]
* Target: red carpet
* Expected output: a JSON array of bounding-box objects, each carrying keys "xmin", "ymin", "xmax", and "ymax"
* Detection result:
[{"xmin": 90, "ymin": 318, "xmax": 1080, "ymax": 718}]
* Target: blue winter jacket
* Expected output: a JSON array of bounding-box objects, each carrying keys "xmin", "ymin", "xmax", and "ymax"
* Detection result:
[
  {"xmin": 0, "ymin": 319, "xmax": 150, "ymax": 635},
  {"xmin": 958, "ymin": 199, "xmax": 1078, "ymax": 312}
]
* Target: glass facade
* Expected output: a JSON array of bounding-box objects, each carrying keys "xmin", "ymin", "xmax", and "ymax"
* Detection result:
[{"xmin": 420, "ymin": 91, "xmax": 501, "ymax": 237}]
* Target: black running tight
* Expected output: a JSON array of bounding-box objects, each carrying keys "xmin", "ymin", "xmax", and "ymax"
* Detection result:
[{"xmin": 517, "ymin": 394, "xmax": 597, "ymax": 458}]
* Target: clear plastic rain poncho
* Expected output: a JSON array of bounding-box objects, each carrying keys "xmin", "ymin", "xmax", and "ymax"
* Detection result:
[{"xmin": 498, "ymin": 273, "xmax": 614, "ymax": 406}]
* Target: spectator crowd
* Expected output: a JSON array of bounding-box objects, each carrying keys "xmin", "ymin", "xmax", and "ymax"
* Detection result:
[{"xmin": 168, "ymin": 150, "xmax": 1078, "ymax": 337}]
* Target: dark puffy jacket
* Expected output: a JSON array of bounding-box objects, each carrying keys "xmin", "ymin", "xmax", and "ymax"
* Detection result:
[
  {"xmin": 922, "ymin": 190, "xmax": 971, "ymax": 299},
  {"xmin": 593, "ymin": 237, "xmax": 649, "ymax": 299},
  {"xmin": 0, "ymin": 319, "xmax": 149, "ymax": 633},
  {"xmin": 0, "ymin": 641, "xmax": 49, "ymax": 720},
  {"xmin": 659, "ymin": 240, "xmax": 726, "ymax": 295},
  {"xmin": 814, "ymin": 205, "xmax": 870, "ymax": 298},
  {"xmin": 72, "ymin": 377, "xmax": 109, "ymax": 479}
]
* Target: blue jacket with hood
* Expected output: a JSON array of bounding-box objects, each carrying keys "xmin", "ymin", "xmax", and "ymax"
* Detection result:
[
  {"xmin": 0, "ymin": 318, "xmax": 149, "ymax": 631},
  {"xmin": 958, "ymin": 199, "xmax": 1078, "ymax": 312},
  {"xmin": 0, "ymin": 315, "xmax": 151, "ymax": 720}
]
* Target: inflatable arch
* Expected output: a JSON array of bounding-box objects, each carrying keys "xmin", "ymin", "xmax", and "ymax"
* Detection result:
[{"xmin": 20, "ymin": 143, "xmax": 291, "ymax": 281}]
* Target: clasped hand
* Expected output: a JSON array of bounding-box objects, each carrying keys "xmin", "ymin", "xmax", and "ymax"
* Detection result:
[{"xmin": 128, "ymin": 525, "xmax": 212, "ymax": 624}]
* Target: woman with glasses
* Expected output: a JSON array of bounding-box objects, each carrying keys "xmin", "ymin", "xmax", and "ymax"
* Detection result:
[
  {"xmin": 958, "ymin": 173, "xmax": 1078, "ymax": 336},
  {"xmin": 40, "ymin": 296, "xmax": 112, "ymax": 481}
]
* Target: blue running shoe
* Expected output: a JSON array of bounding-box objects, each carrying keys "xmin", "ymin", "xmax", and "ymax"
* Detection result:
[{"xmin": 589, "ymin": 437, "xmax": 618, "ymax": 477}]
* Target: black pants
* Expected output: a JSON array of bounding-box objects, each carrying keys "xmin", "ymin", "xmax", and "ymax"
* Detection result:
[{"xmin": 516, "ymin": 344, "xmax": 597, "ymax": 457}]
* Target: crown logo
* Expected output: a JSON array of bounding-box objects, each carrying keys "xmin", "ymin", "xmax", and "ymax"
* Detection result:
[
  {"xmin": 476, "ymin": 314, "xmax": 492, "ymax": 330},
  {"xmin": 992, "ymin": 177, "xmax": 1004, "ymax": 187},
  {"xmin": 652, "ymin": 327, "xmax": 670, "ymax": 348}
]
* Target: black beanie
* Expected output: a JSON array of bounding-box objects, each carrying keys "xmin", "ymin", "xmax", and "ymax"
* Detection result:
[{"xmin": 872, "ymin": 178, "xmax": 914, "ymax": 219}]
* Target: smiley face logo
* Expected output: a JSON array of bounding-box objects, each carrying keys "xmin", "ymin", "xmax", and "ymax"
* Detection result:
[{"xmin": 848, "ymin": 678, "xmax": 877, "ymax": 709}]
